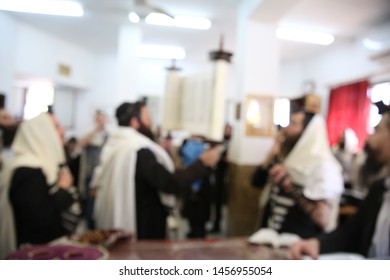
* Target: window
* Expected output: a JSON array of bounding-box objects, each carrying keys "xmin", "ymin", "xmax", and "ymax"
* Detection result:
[
  {"xmin": 23, "ymin": 84, "xmax": 54, "ymax": 120},
  {"xmin": 368, "ymin": 82, "xmax": 390, "ymax": 133},
  {"xmin": 22, "ymin": 83, "xmax": 77, "ymax": 128},
  {"xmin": 245, "ymin": 95, "xmax": 274, "ymax": 136},
  {"xmin": 274, "ymin": 98, "xmax": 290, "ymax": 127}
]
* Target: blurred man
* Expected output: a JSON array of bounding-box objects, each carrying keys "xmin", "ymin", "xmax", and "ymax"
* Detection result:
[
  {"xmin": 0, "ymin": 109, "xmax": 19, "ymax": 154},
  {"xmin": 93, "ymin": 101, "xmax": 220, "ymax": 240},
  {"xmin": 179, "ymin": 135, "xmax": 210, "ymax": 238},
  {"xmin": 252, "ymin": 127, "xmax": 285, "ymax": 229},
  {"xmin": 65, "ymin": 137, "xmax": 81, "ymax": 190},
  {"xmin": 211, "ymin": 124, "xmax": 232, "ymax": 233},
  {"xmin": 332, "ymin": 129, "xmax": 358, "ymax": 189},
  {"xmin": 290, "ymin": 102, "xmax": 390, "ymax": 259},
  {"xmin": 252, "ymin": 110, "xmax": 343, "ymax": 238},
  {"xmin": 78, "ymin": 110, "xmax": 108, "ymax": 229}
]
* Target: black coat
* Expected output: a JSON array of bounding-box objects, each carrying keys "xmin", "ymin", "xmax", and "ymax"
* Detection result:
[
  {"xmin": 252, "ymin": 166, "xmax": 323, "ymax": 238},
  {"xmin": 135, "ymin": 148, "xmax": 208, "ymax": 240},
  {"xmin": 319, "ymin": 178, "xmax": 387, "ymax": 257},
  {"xmin": 9, "ymin": 167, "xmax": 73, "ymax": 246}
]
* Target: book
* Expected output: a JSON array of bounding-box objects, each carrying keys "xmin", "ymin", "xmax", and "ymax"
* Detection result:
[
  {"xmin": 248, "ymin": 228, "xmax": 301, "ymax": 248},
  {"xmin": 318, "ymin": 253, "xmax": 365, "ymax": 260},
  {"xmin": 303, "ymin": 253, "xmax": 365, "ymax": 260}
]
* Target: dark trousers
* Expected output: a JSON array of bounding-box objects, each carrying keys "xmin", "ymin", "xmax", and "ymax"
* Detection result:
[
  {"xmin": 183, "ymin": 190, "xmax": 210, "ymax": 238},
  {"xmin": 85, "ymin": 176, "xmax": 95, "ymax": 230}
]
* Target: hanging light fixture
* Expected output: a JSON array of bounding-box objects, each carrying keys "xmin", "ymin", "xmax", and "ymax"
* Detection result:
[
  {"xmin": 0, "ymin": 0, "xmax": 84, "ymax": 17},
  {"xmin": 276, "ymin": 26, "xmax": 334, "ymax": 45}
]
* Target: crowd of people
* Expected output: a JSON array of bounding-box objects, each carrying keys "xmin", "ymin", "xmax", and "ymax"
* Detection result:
[{"xmin": 0, "ymin": 99, "xmax": 389, "ymax": 260}]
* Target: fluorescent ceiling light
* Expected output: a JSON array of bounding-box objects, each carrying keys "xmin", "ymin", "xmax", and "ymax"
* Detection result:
[
  {"xmin": 0, "ymin": 0, "xmax": 83, "ymax": 17},
  {"xmin": 174, "ymin": 16, "xmax": 211, "ymax": 30},
  {"xmin": 276, "ymin": 27, "xmax": 334, "ymax": 45},
  {"xmin": 137, "ymin": 44, "xmax": 186, "ymax": 60},
  {"xmin": 363, "ymin": 38, "xmax": 383, "ymax": 51},
  {"xmin": 129, "ymin": 12, "xmax": 140, "ymax": 23},
  {"xmin": 145, "ymin": 12, "xmax": 174, "ymax": 26},
  {"xmin": 135, "ymin": 12, "xmax": 211, "ymax": 30}
]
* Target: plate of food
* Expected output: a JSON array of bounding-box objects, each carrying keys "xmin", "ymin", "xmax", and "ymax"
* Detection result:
[
  {"xmin": 70, "ymin": 229, "xmax": 132, "ymax": 248},
  {"xmin": 7, "ymin": 244, "xmax": 108, "ymax": 260}
]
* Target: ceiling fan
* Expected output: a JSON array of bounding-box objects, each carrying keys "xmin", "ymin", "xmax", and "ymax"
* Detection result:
[
  {"xmin": 130, "ymin": 0, "xmax": 174, "ymax": 22},
  {"xmin": 129, "ymin": 0, "xmax": 211, "ymax": 30}
]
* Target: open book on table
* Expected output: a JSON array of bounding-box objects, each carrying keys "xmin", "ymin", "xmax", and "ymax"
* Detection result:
[{"xmin": 248, "ymin": 228, "xmax": 301, "ymax": 248}]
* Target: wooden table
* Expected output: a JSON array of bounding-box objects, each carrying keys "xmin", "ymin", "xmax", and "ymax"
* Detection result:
[{"xmin": 108, "ymin": 238, "xmax": 287, "ymax": 260}]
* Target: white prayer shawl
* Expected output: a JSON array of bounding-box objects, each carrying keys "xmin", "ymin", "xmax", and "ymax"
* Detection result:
[
  {"xmin": 10, "ymin": 113, "xmax": 65, "ymax": 184},
  {"xmin": 284, "ymin": 115, "xmax": 344, "ymax": 232},
  {"xmin": 0, "ymin": 162, "xmax": 16, "ymax": 259},
  {"xmin": 93, "ymin": 127, "xmax": 175, "ymax": 240},
  {"xmin": 0, "ymin": 113, "xmax": 65, "ymax": 259}
]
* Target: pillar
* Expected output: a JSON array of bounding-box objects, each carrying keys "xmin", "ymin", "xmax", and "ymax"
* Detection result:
[
  {"xmin": 227, "ymin": 1, "xmax": 281, "ymax": 236},
  {"xmin": 116, "ymin": 25, "xmax": 142, "ymax": 104}
]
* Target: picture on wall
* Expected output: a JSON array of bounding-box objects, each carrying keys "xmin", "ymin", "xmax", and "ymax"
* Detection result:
[{"xmin": 245, "ymin": 94, "xmax": 275, "ymax": 137}]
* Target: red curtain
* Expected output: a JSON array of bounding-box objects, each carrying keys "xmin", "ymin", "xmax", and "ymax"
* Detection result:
[{"xmin": 326, "ymin": 80, "xmax": 370, "ymax": 150}]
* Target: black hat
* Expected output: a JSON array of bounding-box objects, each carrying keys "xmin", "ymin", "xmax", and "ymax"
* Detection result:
[
  {"xmin": 115, "ymin": 102, "xmax": 132, "ymax": 120},
  {"xmin": 115, "ymin": 101, "xmax": 144, "ymax": 126},
  {"xmin": 375, "ymin": 101, "xmax": 390, "ymax": 115}
]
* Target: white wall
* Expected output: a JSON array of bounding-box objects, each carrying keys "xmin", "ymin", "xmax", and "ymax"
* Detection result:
[
  {"xmin": 229, "ymin": 16, "xmax": 280, "ymax": 166},
  {"xmin": 70, "ymin": 54, "xmax": 118, "ymax": 138},
  {"xmin": 0, "ymin": 13, "xmax": 17, "ymax": 101},
  {"xmin": 278, "ymin": 60, "xmax": 306, "ymax": 99},
  {"xmin": 0, "ymin": 12, "xmax": 95, "ymax": 116},
  {"xmin": 14, "ymin": 23, "xmax": 95, "ymax": 90},
  {"xmin": 0, "ymin": 12, "xmax": 120, "ymax": 141},
  {"xmin": 138, "ymin": 59, "xmax": 170, "ymax": 96}
]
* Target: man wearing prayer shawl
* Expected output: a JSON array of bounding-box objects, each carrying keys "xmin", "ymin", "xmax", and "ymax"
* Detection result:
[
  {"xmin": 290, "ymin": 101, "xmax": 390, "ymax": 259},
  {"xmin": 92, "ymin": 101, "xmax": 220, "ymax": 240},
  {"xmin": 253, "ymin": 110, "xmax": 344, "ymax": 238},
  {"xmin": 0, "ymin": 113, "xmax": 79, "ymax": 258}
]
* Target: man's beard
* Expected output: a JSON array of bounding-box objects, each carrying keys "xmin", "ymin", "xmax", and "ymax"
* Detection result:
[
  {"xmin": 138, "ymin": 122, "xmax": 155, "ymax": 141},
  {"xmin": 0, "ymin": 124, "xmax": 18, "ymax": 148},
  {"xmin": 280, "ymin": 133, "xmax": 301, "ymax": 158},
  {"xmin": 359, "ymin": 143, "xmax": 384, "ymax": 187}
]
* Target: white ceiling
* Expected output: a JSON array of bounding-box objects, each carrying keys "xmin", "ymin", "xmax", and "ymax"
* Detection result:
[
  {"xmin": 253, "ymin": 0, "xmax": 390, "ymax": 61},
  {"xmin": 5, "ymin": 0, "xmax": 390, "ymax": 61},
  {"xmin": 8, "ymin": 0, "xmax": 239, "ymax": 57}
]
